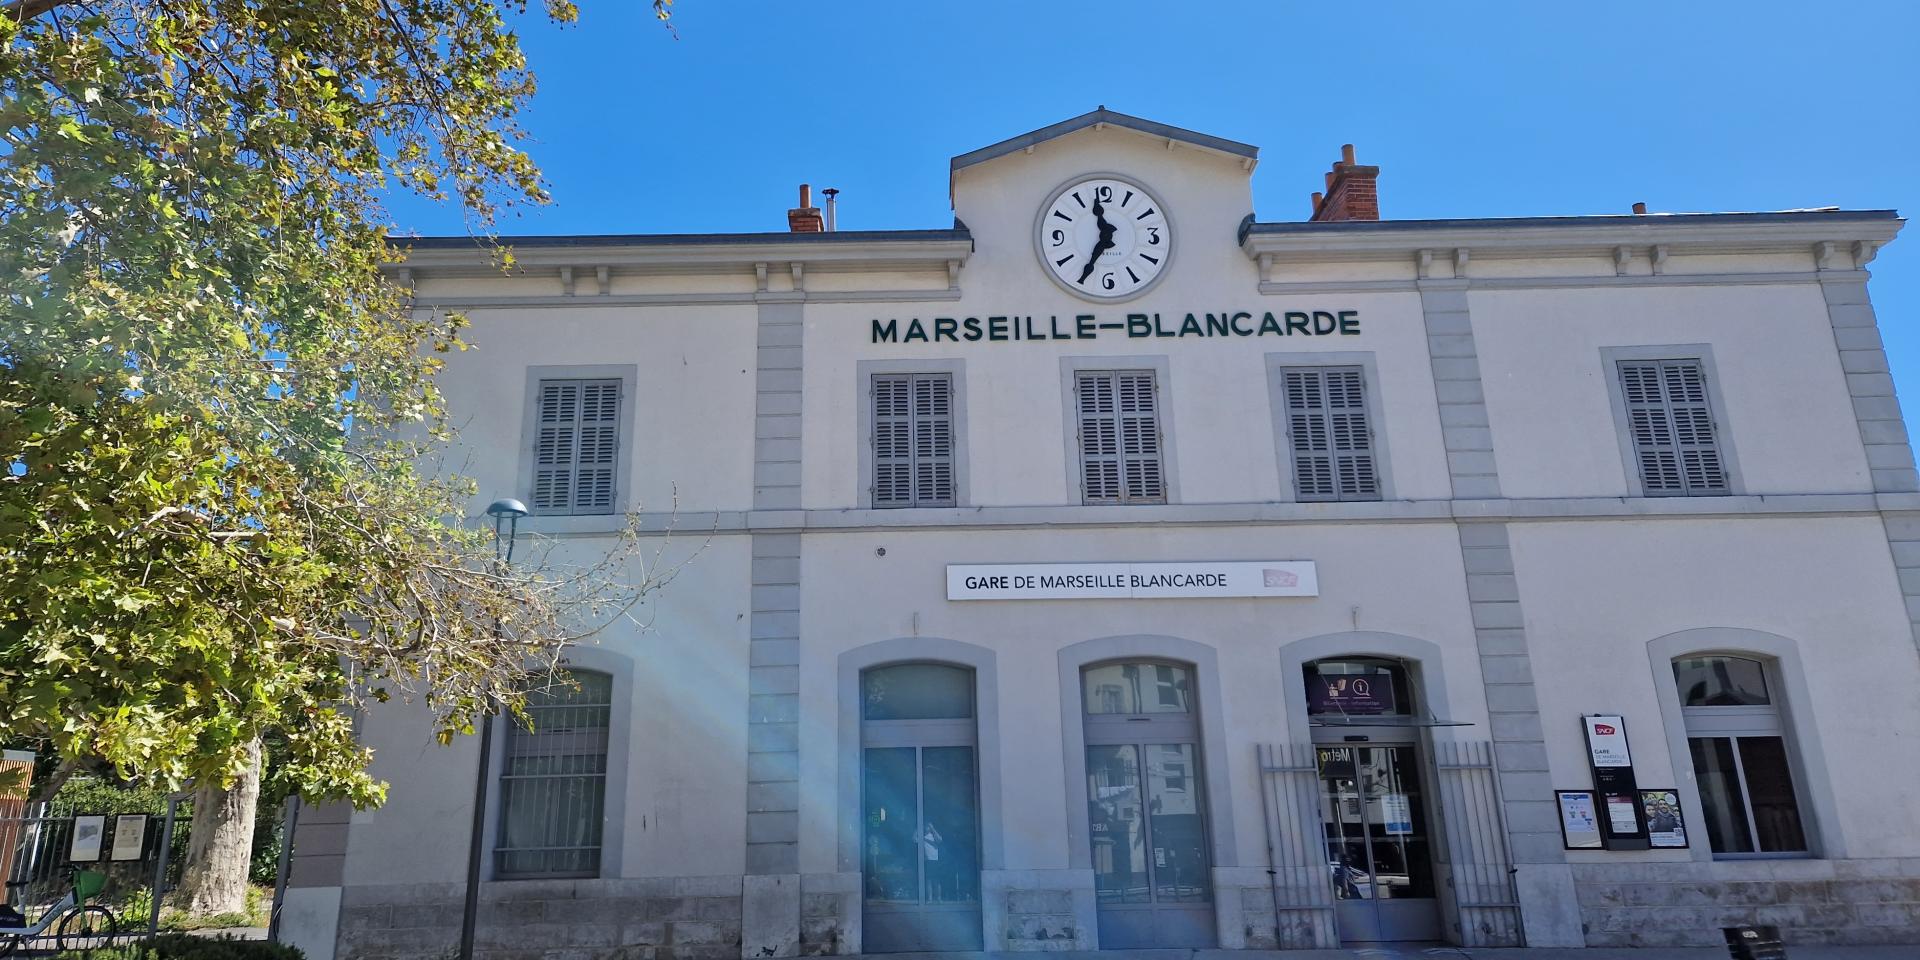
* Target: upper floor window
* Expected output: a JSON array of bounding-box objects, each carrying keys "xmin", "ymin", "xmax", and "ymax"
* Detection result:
[
  {"xmin": 1617, "ymin": 359, "xmax": 1729, "ymax": 496},
  {"xmin": 871, "ymin": 373, "xmax": 956, "ymax": 508},
  {"xmin": 1279, "ymin": 366, "xmax": 1380, "ymax": 502},
  {"xmin": 496, "ymin": 669, "xmax": 613, "ymax": 878},
  {"xmin": 1673, "ymin": 655, "xmax": 1807, "ymax": 856},
  {"xmin": 532, "ymin": 378, "xmax": 621, "ymax": 514},
  {"xmin": 1074, "ymin": 369, "xmax": 1165, "ymax": 504}
]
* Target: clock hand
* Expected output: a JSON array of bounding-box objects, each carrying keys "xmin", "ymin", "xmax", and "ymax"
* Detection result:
[{"xmin": 1077, "ymin": 197, "xmax": 1118, "ymax": 284}]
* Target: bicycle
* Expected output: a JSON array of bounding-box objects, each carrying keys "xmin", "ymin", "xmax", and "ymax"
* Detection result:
[{"xmin": 0, "ymin": 868, "xmax": 117, "ymax": 957}]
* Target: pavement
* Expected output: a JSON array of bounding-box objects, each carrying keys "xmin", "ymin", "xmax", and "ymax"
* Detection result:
[{"xmin": 864, "ymin": 949, "xmax": 1919, "ymax": 960}]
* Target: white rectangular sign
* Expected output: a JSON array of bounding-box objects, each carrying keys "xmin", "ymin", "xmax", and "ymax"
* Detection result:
[
  {"xmin": 946, "ymin": 561, "xmax": 1318, "ymax": 601},
  {"xmin": 1582, "ymin": 715, "xmax": 1633, "ymax": 768}
]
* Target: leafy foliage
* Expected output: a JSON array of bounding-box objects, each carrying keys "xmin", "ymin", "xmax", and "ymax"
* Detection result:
[
  {"xmin": 53, "ymin": 932, "xmax": 302, "ymax": 960},
  {"xmin": 0, "ymin": 0, "xmax": 676, "ymax": 805}
]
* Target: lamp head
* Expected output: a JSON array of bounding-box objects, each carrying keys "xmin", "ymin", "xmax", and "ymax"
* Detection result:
[{"xmin": 485, "ymin": 498, "xmax": 530, "ymax": 520}]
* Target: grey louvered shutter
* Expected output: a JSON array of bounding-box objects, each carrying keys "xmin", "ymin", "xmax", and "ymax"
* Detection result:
[
  {"xmin": 1283, "ymin": 367, "xmax": 1380, "ymax": 502},
  {"xmin": 1077, "ymin": 370, "xmax": 1165, "ymax": 504},
  {"xmin": 532, "ymin": 379, "xmax": 621, "ymax": 514},
  {"xmin": 1619, "ymin": 359, "xmax": 1727, "ymax": 496},
  {"xmin": 871, "ymin": 373, "xmax": 954, "ymax": 508}
]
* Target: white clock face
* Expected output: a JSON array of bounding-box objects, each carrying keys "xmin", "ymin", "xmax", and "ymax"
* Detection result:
[{"xmin": 1036, "ymin": 176, "xmax": 1171, "ymax": 300}]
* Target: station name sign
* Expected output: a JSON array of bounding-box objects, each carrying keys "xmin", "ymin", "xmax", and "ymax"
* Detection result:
[
  {"xmin": 947, "ymin": 561, "xmax": 1319, "ymax": 601},
  {"xmin": 873, "ymin": 310, "xmax": 1360, "ymax": 344}
]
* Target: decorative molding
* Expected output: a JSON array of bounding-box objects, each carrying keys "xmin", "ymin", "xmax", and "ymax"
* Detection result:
[
  {"xmin": 508, "ymin": 492, "xmax": 1895, "ymax": 539},
  {"xmin": 595, "ymin": 265, "xmax": 610, "ymax": 295},
  {"xmin": 1257, "ymin": 270, "xmax": 1848, "ymax": 297},
  {"xmin": 789, "ymin": 262, "xmax": 805, "ymax": 293},
  {"xmin": 558, "ymin": 265, "xmax": 575, "ymax": 296},
  {"xmin": 754, "ymin": 262, "xmax": 769, "ymax": 292},
  {"xmin": 1613, "ymin": 246, "xmax": 1631, "ymax": 276},
  {"xmin": 1453, "ymin": 247, "xmax": 1470, "ymax": 277},
  {"xmin": 409, "ymin": 288, "xmax": 964, "ymax": 310},
  {"xmin": 1651, "ymin": 244, "xmax": 1669, "ymax": 275},
  {"xmin": 1416, "ymin": 248, "xmax": 1434, "ymax": 279}
]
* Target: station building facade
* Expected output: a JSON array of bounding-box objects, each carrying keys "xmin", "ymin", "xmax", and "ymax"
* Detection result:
[{"xmin": 279, "ymin": 111, "xmax": 1920, "ymax": 957}]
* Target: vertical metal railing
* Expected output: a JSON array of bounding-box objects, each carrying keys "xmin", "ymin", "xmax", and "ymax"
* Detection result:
[
  {"xmin": 1255, "ymin": 744, "xmax": 1339, "ymax": 949},
  {"xmin": 1432, "ymin": 741, "xmax": 1524, "ymax": 947},
  {"xmin": 3, "ymin": 801, "xmax": 183, "ymax": 950}
]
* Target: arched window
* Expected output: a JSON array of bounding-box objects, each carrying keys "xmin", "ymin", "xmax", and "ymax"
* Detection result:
[
  {"xmin": 496, "ymin": 668, "xmax": 613, "ymax": 878},
  {"xmin": 1672, "ymin": 655, "xmax": 1806, "ymax": 855},
  {"xmin": 1080, "ymin": 660, "xmax": 1214, "ymax": 947}
]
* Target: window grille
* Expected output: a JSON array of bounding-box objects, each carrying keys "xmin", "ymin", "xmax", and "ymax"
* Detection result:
[
  {"xmin": 1075, "ymin": 370, "xmax": 1164, "ymax": 504},
  {"xmin": 532, "ymin": 379, "xmax": 621, "ymax": 514},
  {"xmin": 1618, "ymin": 359, "xmax": 1728, "ymax": 496},
  {"xmin": 1281, "ymin": 366, "xmax": 1380, "ymax": 501},
  {"xmin": 495, "ymin": 669, "xmax": 612, "ymax": 878},
  {"xmin": 871, "ymin": 373, "xmax": 955, "ymax": 508}
]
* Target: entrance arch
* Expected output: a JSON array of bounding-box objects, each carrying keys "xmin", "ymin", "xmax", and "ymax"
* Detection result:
[
  {"xmin": 837, "ymin": 638, "xmax": 1003, "ymax": 953},
  {"xmin": 1058, "ymin": 635, "xmax": 1235, "ymax": 949},
  {"xmin": 1279, "ymin": 632, "xmax": 1453, "ymax": 944}
]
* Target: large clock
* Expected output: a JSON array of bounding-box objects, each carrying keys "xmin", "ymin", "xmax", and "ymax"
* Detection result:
[{"xmin": 1035, "ymin": 175, "xmax": 1172, "ymax": 300}]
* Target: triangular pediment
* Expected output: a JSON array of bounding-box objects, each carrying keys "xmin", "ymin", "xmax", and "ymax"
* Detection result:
[{"xmin": 950, "ymin": 108, "xmax": 1258, "ymax": 190}]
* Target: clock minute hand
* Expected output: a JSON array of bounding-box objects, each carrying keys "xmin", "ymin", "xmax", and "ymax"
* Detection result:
[{"xmin": 1077, "ymin": 198, "xmax": 1117, "ymax": 283}]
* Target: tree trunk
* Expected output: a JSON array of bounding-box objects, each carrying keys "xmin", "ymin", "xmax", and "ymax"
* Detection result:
[{"xmin": 175, "ymin": 739, "xmax": 261, "ymax": 916}]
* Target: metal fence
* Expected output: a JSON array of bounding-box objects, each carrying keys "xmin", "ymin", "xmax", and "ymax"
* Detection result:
[
  {"xmin": 1257, "ymin": 739, "xmax": 1524, "ymax": 949},
  {"xmin": 1431, "ymin": 741, "xmax": 1524, "ymax": 947},
  {"xmin": 2, "ymin": 801, "xmax": 187, "ymax": 952}
]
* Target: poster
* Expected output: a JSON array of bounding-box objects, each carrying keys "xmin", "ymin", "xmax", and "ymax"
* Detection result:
[
  {"xmin": 110, "ymin": 814, "xmax": 149, "ymax": 861},
  {"xmin": 69, "ymin": 814, "xmax": 106, "ymax": 862},
  {"xmin": 1380, "ymin": 793, "xmax": 1413, "ymax": 836},
  {"xmin": 1556, "ymin": 791, "xmax": 1603, "ymax": 849},
  {"xmin": 1640, "ymin": 790, "xmax": 1689, "ymax": 848},
  {"xmin": 1605, "ymin": 794, "xmax": 1641, "ymax": 834},
  {"xmin": 1582, "ymin": 715, "xmax": 1633, "ymax": 768}
]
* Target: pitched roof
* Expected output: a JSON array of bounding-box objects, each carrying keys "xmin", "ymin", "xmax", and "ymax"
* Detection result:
[{"xmin": 950, "ymin": 107, "xmax": 1259, "ymax": 176}]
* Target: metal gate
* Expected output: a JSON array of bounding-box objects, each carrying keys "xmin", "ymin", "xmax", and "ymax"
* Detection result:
[
  {"xmin": 1431, "ymin": 741, "xmax": 1522, "ymax": 947},
  {"xmin": 1259, "ymin": 741, "xmax": 1523, "ymax": 948},
  {"xmin": 1255, "ymin": 744, "xmax": 1338, "ymax": 949}
]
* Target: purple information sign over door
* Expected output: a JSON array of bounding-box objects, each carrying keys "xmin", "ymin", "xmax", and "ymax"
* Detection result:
[{"xmin": 1308, "ymin": 674, "xmax": 1396, "ymax": 715}]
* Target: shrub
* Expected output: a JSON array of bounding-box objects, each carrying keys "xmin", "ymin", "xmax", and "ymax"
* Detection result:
[{"xmin": 51, "ymin": 933, "xmax": 303, "ymax": 960}]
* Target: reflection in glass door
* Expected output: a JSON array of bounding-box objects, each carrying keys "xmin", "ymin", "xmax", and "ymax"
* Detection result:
[
  {"xmin": 1316, "ymin": 745, "xmax": 1441, "ymax": 942},
  {"xmin": 861, "ymin": 665, "xmax": 982, "ymax": 952},
  {"xmin": 1082, "ymin": 662, "xmax": 1216, "ymax": 948}
]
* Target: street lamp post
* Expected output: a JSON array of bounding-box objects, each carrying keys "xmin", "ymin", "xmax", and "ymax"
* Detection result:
[{"xmin": 457, "ymin": 498, "xmax": 528, "ymax": 960}]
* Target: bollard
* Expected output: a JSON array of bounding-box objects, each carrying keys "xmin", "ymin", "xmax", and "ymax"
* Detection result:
[{"xmin": 1723, "ymin": 924, "xmax": 1787, "ymax": 960}]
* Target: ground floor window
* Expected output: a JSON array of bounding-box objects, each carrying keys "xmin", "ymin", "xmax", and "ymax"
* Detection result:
[
  {"xmin": 495, "ymin": 668, "xmax": 612, "ymax": 878},
  {"xmin": 1673, "ymin": 655, "xmax": 1807, "ymax": 855}
]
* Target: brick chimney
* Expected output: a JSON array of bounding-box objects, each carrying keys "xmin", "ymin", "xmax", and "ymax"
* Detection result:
[
  {"xmin": 787, "ymin": 183, "xmax": 823, "ymax": 233},
  {"xmin": 1309, "ymin": 144, "xmax": 1380, "ymax": 222}
]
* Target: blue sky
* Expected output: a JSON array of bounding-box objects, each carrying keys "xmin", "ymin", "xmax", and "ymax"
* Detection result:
[{"xmin": 385, "ymin": 1, "xmax": 1919, "ymax": 418}]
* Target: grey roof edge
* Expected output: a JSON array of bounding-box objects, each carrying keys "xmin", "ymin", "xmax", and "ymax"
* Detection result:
[
  {"xmin": 389, "ymin": 226, "xmax": 972, "ymax": 251},
  {"xmin": 951, "ymin": 108, "xmax": 1259, "ymax": 174},
  {"xmin": 1239, "ymin": 209, "xmax": 1901, "ymax": 244}
]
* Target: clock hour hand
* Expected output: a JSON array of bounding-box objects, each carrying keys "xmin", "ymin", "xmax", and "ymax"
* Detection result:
[{"xmin": 1076, "ymin": 197, "xmax": 1118, "ymax": 283}]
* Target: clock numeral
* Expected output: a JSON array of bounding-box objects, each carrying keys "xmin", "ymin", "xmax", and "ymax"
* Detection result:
[
  {"xmin": 1101, "ymin": 272, "xmax": 1116, "ymax": 291},
  {"xmin": 1140, "ymin": 253, "xmax": 1160, "ymax": 265},
  {"xmin": 1135, "ymin": 207, "xmax": 1155, "ymax": 221},
  {"xmin": 1095, "ymin": 185, "xmax": 1113, "ymax": 202},
  {"xmin": 1055, "ymin": 254, "xmax": 1074, "ymax": 267},
  {"xmin": 1126, "ymin": 267, "xmax": 1140, "ymax": 283},
  {"xmin": 1147, "ymin": 227, "xmax": 1161, "ymax": 245},
  {"xmin": 1052, "ymin": 210, "xmax": 1073, "ymax": 222},
  {"xmin": 1050, "ymin": 229, "xmax": 1066, "ymax": 247}
]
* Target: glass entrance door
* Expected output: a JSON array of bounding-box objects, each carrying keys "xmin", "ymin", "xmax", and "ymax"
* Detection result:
[
  {"xmin": 1082, "ymin": 662, "xmax": 1216, "ymax": 948},
  {"xmin": 860, "ymin": 664, "xmax": 981, "ymax": 952},
  {"xmin": 1315, "ymin": 744, "xmax": 1442, "ymax": 942}
]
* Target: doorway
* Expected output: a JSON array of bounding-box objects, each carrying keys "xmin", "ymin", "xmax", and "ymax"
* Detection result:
[
  {"xmin": 860, "ymin": 663, "xmax": 983, "ymax": 952},
  {"xmin": 1082, "ymin": 661, "xmax": 1217, "ymax": 948},
  {"xmin": 1305, "ymin": 659, "xmax": 1444, "ymax": 943}
]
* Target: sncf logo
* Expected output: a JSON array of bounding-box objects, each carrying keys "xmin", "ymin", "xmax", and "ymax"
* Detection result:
[
  {"xmin": 1263, "ymin": 568, "xmax": 1298, "ymax": 588},
  {"xmin": 1593, "ymin": 723, "xmax": 1617, "ymax": 736}
]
